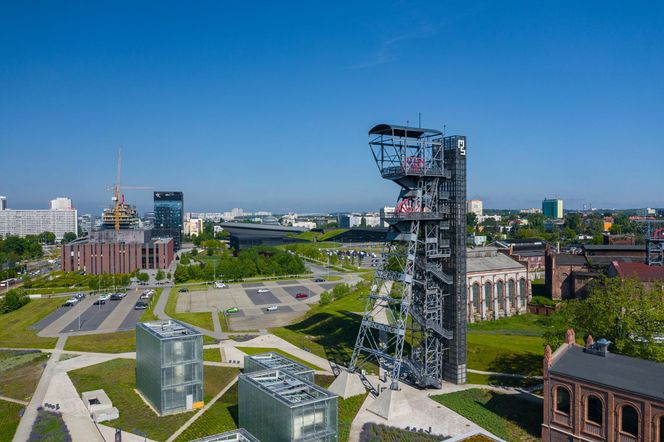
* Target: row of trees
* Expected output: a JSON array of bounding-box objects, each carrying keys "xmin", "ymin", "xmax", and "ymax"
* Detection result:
[
  {"xmin": 174, "ymin": 246, "xmax": 306, "ymax": 283},
  {"xmin": 545, "ymin": 276, "xmax": 664, "ymax": 363}
]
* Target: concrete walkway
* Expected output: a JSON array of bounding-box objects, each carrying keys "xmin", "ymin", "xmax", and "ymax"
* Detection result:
[
  {"xmin": 13, "ymin": 336, "xmax": 67, "ymax": 442},
  {"xmin": 0, "ymin": 395, "xmax": 28, "ymax": 406}
]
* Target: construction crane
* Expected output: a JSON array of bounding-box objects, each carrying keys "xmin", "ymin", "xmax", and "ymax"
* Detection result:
[{"xmin": 107, "ymin": 147, "xmax": 153, "ymax": 231}]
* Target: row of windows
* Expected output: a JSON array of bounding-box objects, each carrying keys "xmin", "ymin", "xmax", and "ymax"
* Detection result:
[
  {"xmin": 555, "ymin": 386, "xmax": 664, "ymax": 440},
  {"xmin": 470, "ymin": 278, "xmax": 527, "ymax": 309}
]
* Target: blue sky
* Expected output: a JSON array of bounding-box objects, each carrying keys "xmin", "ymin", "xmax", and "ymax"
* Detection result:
[{"xmin": 1, "ymin": 1, "xmax": 663, "ymax": 215}]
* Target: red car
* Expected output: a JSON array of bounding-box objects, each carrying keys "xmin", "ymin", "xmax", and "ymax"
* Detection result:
[{"xmin": 295, "ymin": 293, "xmax": 308, "ymax": 299}]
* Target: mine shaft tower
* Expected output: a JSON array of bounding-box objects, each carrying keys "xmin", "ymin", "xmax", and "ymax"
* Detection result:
[{"xmin": 350, "ymin": 124, "xmax": 467, "ymax": 389}]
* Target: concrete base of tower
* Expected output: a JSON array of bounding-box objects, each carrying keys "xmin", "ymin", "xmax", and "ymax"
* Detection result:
[
  {"xmin": 366, "ymin": 388, "xmax": 414, "ymax": 420},
  {"xmin": 444, "ymin": 363, "xmax": 467, "ymax": 384},
  {"xmin": 327, "ymin": 369, "xmax": 367, "ymax": 399}
]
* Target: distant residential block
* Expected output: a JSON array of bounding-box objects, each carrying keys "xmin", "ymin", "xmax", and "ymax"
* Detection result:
[
  {"xmin": 542, "ymin": 198, "xmax": 563, "ymax": 219},
  {"xmin": 0, "ymin": 196, "xmax": 77, "ymax": 241}
]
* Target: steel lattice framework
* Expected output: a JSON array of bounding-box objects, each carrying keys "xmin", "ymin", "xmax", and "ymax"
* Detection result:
[
  {"xmin": 637, "ymin": 220, "xmax": 664, "ymax": 266},
  {"xmin": 349, "ymin": 124, "xmax": 467, "ymax": 389}
]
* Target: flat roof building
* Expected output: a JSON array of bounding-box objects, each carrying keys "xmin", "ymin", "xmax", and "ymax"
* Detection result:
[
  {"xmin": 542, "ymin": 198, "xmax": 563, "ymax": 219},
  {"xmin": 136, "ymin": 320, "xmax": 204, "ymax": 415},
  {"xmin": 0, "ymin": 197, "xmax": 77, "ymax": 241},
  {"xmin": 190, "ymin": 429, "xmax": 259, "ymax": 442},
  {"xmin": 239, "ymin": 369, "xmax": 338, "ymax": 442},
  {"xmin": 244, "ymin": 352, "xmax": 315, "ymax": 383}
]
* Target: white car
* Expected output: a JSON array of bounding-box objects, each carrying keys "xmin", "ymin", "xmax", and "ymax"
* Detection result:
[
  {"xmin": 64, "ymin": 297, "xmax": 78, "ymax": 306},
  {"xmin": 99, "ymin": 293, "xmax": 112, "ymax": 302},
  {"xmin": 266, "ymin": 305, "xmax": 278, "ymax": 312},
  {"xmin": 214, "ymin": 282, "xmax": 227, "ymax": 289},
  {"xmin": 257, "ymin": 288, "xmax": 270, "ymax": 293}
]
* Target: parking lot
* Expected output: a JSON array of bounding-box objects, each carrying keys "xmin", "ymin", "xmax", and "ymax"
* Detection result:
[{"xmin": 35, "ymin": 290, "xmax": 151, "ymax": 337}]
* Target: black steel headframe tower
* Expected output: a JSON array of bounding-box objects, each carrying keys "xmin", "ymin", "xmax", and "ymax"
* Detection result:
[{"xmin": 349, "ymin": 124, "xmax": 467, "ymax": 389}]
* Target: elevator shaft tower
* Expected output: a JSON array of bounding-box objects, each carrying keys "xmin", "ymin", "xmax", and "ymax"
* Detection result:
[{"xmin": 349, "ymin": 124, "xmax": 467, "ymax": 389}]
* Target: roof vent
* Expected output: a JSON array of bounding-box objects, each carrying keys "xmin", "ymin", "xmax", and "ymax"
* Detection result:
[{"xmin": 584, "ymin": 338, "xmax": 611, "ymax": 357}]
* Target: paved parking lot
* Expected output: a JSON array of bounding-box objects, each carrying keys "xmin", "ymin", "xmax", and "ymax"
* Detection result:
[
  {"xmin": 281, "ymin": 285, "xmax": 313, "ymax": 299},
  {"xmin": 245, "ymin": 289, "xmax": 281, "ymax": 306},
  {"xmin": 61, "ymin": 300, "xmax": 122, "ymax": 333}
]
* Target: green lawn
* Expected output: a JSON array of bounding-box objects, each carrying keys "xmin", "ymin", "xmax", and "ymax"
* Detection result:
[
  {"xmin": 0, "ymin": 297, "xmax": 61, "ymax": 349},
  {"xmin": 28, "ymin": 409, "xmax": 71, "ymax": 442},
  {"xmin": 270, "ymin": 283, "xmax": 369, "ymax": 369},
  {"xmin": 64, "ymin": 289, "xmax": 164, "ymax": 353},
  {"xmin": 174, "ymin": 382, "xmax": 239, "ymax": 442},
  {"xmin": 0, "ymin": 399, "xmax": 23, "ymax": 442},
  {"xmin": 235, "ymin": 346, "xmax": 326, "ymax": 370},
  {"xmin": 0, "ymin": 351, "xmax": 48, "ymax": 401},
  {"xmin": 166, "ymin": 289, "xmax": 214, "ymax": 331},
  {"xmin": 431, "ymin": 388, "xmax": 542, "ymax": 441},
  {"xmin": 68, "ymin": 358, "xmax": 237, "ymax": 441},
  {"xmin": 468, "ymin": 313, "xmax": 554, "ymax": 336},
  {"xmin": 339, "ymin": 394, "xmax": 368, "ymax": 442},
  {"xmin": 466, "ymin": 372, "xmax": 542, "ymax": 389},
  {"xmin": 467, "ymin": 333, "xmax": 544, "ymax": 376},
  {"xmin": 203, "ymin": 348, "xmax": 221, "ymax": 362}
]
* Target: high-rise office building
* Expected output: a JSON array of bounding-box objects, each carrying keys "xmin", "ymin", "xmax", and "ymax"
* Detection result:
[
  {"xmin": 49, "ymin": 197, "xmax": 73, "ymax": 210},
  {"xmin": 154, "ymin": 191, "xmax": 183, "ymax": 250},
  {"xmin": 542, "ymin": 198, "xmax": 564, "ymax": 219}
]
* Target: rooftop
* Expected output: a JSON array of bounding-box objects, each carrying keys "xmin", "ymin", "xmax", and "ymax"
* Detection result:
[
  {"xmin": 369, "ymin": 123, "xmax": 442, "ymax": 138},
  {"xmin": 553, "ymin": 253, "xmax": 588, "ymax": 266},
  {"xmin": 137, "ymin": 319, "xmax": 201, "ymax": 339},
  {"xmin": 242, "ymin": 369, "xmax": 336, "ymax": 406},
  {"xmin": 610, "ymin": 261, "xmax": 664, "ymax": 282},
  {"xmin": 467, "ymin": 247, "xmax": 526, "ymax": 273},
  {"xmin": 550, "ymin": 344, "xmax": 664, "ymax": 401},
  {"xmin": 583, "ymin": 244, "xmax": 645, "ymax": 252},
  {"xmin": 190, "ymin": 429, "xmax": 259, "ymax": 442},
  {"xmin": 246, "ymin": 352, "xmax": 313, "ymax": 376}
]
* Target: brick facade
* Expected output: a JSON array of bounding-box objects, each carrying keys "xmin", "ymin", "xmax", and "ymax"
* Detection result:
[{"xmin": 62, "ymin": 238, "xmax": 173, "ymax": 274}]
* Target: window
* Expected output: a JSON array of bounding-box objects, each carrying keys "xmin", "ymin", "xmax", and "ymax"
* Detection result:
[
  {"xmin": 586, "ymin": 395, "xmax": 603, "ymax": 425},
  {"xmin": 555, "ymin": 386, "xmax": 570, "ymax": 415},
  {"xmin": 472, "ymin": 284, "xmax": 480, "ymax": 309},
  {"xmin": 496, "ymin": 280, "xmax": 504, "ymax": 309},
  {"xmin": 658, "ymin": 415, "xmax": 663, "ymax": 442},
  {"xmin": 621, "ymin": 405, "xmax": 638, "ymax": 437},
  {"xmin": 519, "ymin": 278, "xmax": 527, "ymax": 304},
  {"xmin": 508, "ymin": 280, "xmax": 516, "ymax": 307},
  {"xmin": 484, "ymin": 282, "xmax": 492, "ymax": 309}
]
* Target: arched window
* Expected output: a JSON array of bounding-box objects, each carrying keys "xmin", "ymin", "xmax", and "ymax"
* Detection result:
[
  {"xmin": 508, "ymin": 279, "xmax": 516, "ymax": 308},
  {"xmin": 484, "ymin": 282, "xmax": 492, "ymax": 309},
  {"xmin": 519, "ymin": 278, "xmax": 527, "ymax": 304},
  {"xmin": 472, "ymin": 284, "xmax": 480, "ymax": 310},
  {"xmin": 621, "ymin": 405, "xmax": 639, "ymax": 437},
  {"xmin": 496, "ymin": 280, "xmax": 504, "ymax": 310},
  {"xmin": 586, "ymin": 395, "xmax": 603, "ymax": 425},
  {"xmin": 659, "ymin": 415, "xmax": 664, "ymax": 442},
  {"xmin": 555, "ymin": 386, "xmax": 570, "ymax": 415}
]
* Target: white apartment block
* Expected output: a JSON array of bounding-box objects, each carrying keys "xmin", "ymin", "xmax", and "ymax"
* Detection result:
[
  {"xmin": 0, "ymin": 207, "xmax": 77, "ymax": 241},
  {"xmin": 49, "ymin": 197, "xmax": 73, "ymax": 210},
  {"xmin": 466, "ymin": 199, "xmax": 483, "ymax": 216}
]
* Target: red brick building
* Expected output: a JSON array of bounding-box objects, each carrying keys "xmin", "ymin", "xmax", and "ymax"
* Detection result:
[
  {"xmin": 61, "ymin": 229, "xmax": 174, "ymax": 274},
  {"xmin": 607, "ymin": 261, "xmax": 664, "ymax": 291},
  {"xmin": 542, "ymin": 329, "xmax": 664, "ymax": 442}
]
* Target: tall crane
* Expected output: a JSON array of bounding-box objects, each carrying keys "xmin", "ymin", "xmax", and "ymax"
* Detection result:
[{"xmin": 107, "ymin": 147, "xmax": 152, "ymax": 231}]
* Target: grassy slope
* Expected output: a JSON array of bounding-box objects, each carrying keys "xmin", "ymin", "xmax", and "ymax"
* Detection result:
[
  {"xmin": 431, "ymin": 388, "xmax": 541, "ymax": 441},
  {"xmin": 270, "ymin": 286, "xmax": 368, "ymax": 368},
  {"xmin": 173, "ymin": 382, "xmax": 239, "ymax": 442},
  {"xmin": 68, "ymin": 358, "xmax": 237, "ymax": 441},
  {"xmin": 0, "ymin": 351, "xmax": 48, "ymax": 401},
  {"xmin": 235, "ymin": 346, "xmax": 325, "ymax": 370},
  {"xmin": 0, "ymin": 399, "xmax": 23, "ymax": 442},
  {"xmin": 0, "ymin": 297, "xmax": 61, "ymax": 349},
  {"xmin": 64, "ymin": 289, "xmax": 164, "ymax": 353}
]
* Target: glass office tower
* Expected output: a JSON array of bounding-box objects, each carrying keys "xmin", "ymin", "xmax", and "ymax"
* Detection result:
[
  {"xmin": 153, "ymin": 191, "xmax": 183, "ymax": 250},
  {"xmin": 136, "ymin": 320, "xmax": 203, "ymax": 415}
]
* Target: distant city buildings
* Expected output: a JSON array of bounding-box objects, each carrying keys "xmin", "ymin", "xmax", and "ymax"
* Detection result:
[
  {"xmin": 338, "ymin": 212, "xmax": 380, "ymax": 228},
  {"xmin": 520, "ymin": 207, "xmax": 542, "ymax": 214},
  {"xmin": 153, "ymin": 191, "xmax": 184, "ymax": 250},
  {"xmin": 379, "ymin": 206, "xmax": 395, "ymax": 227},
  {"xmin": 466, "ymin": 199, "xmax": 483, "ymax": 216},
  {"xmin": 0, "ymin": 196, "xmax": 77, "ymax": 241},
  {"xmin": 78, "ymin": 214, "xmax": 93, "ymax": 235},
  {"xmin": 637, "ymin": 207, "xmax": 656, "ymax": 216},
  {"xmin": 49, "ymin": 197, "xmax": 73, "ymax": 210},
  {"xmin": 136, "ymin": 320, "xmax": 204, "ymax": 415},
  {"xmin": 185, "ymin": 218, "xmax": 204, "ymax": 237},
  {"xmin": 542, "ymin": 198, "xmax": 564, "ymax": 219}
]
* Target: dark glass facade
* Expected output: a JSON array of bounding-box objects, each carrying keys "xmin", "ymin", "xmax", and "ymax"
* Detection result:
[{"xmin": 153, "ymin": 191, "xmax": 183, "ymax": 250}]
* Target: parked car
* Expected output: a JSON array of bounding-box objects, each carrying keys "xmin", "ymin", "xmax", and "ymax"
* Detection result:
[
  {"xmin": 257, "ymin": 288, "xmax": 270, "ymax": 293},
  {"xmin": 74, "ymin": 293, "xmax": 86, "ymax": 300},
  {"xmin": 98, "ymin": 293, "xmax": 111, "ymax": 302},
  {"xmin": 178, "ymin": 288, "xmax": 189, "ymax": 293},
  {"xmin": 314, "ymin": 278, "xmax": 325, "ymax": 283},
  {"xmin": 64, "ymin": 297, "xmax": 78, "ymax": 306},
  {"xmin": 295, "ymin": 293, "xmax": 308, "ymax": 299},
  {"xmin": 214, "ymin": 281, "xmax": 227, "ymax": 289},
  {"xmin": 140, "ymin": 290, "xmax": 154, "ymax": 300},
  {"xmin": 266, "ymin": 305, "xmax": 278, "ymax": 311},
  {"xmin": 225, "ymin": 307, "xmax": 239, "ymax": 314},
  {"xmin": 93, "ymin": 299, "xmax": 106, "ymax": 305},
  {"xmin": 110, "ymin": 292, "xmax": 127, "ymax": 301},
  {"xmin": 134, "ymin": 301, "xmax": 149, "ymax": 310}
]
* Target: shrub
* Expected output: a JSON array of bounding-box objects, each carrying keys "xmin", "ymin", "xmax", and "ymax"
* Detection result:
[{"xmin": 0, "ymin": 289, "xmax": 30, "ymax": 313}]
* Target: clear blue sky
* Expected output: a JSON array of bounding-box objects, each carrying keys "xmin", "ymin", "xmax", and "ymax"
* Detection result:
[{"xmin": 1, "ymin": 1, "xmax": 663, "ymax": 215}]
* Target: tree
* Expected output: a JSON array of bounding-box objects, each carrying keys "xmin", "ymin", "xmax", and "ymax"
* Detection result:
[
  {"xmin": 37, "ymin": 231, "xmax": 56, "ymax": 245},
  {"xmin": 466, "ymin": 212, "xmax": 478, "ymax": 229},
  {"xmin": 167, "ymin": 272, "xmax": 172, "ymax": 280},
  {"xmin": 527, "ymin": 213, "xmax": 545, "ymax": 231},
  {"xmin": 136, "ymin": 272, "xmax": 149, "ymax": 283},
  {"xmin": 544, "ymin": 276, "xmax": 664, "ymax": 362},
  {"xmin": 155, "ymin": 269, "xmax": 165, "ymax": 282},
  {"xmin": 191, "ymin": 248, "xmax": 199, "ymax": 257},
  {"xmin": 0, "ymin": 289, "xmax": 30, "ymax": 313},
  {"xmin": 61, "ymin": 232, "xmax": 77, "ymax": 244},
  {"xmin": 319, "ymin": 291, "xmax": 332, "ymax": 305}
]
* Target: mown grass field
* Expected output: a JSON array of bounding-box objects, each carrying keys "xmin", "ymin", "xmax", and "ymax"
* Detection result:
[
  {"xmin": 0, "ymin": 297, "xmax": 61, "ymax": 349},
  {"xmin": 466, "ymin": 372, "xmax": 542, "ymax": 389},
  {"xmin": 0, "ymin": 351, "xmax": 48, "ymax": 401},
  {"xmin": 203, "ymin": 347, "xmax": 221, "ymax": 362},
  {"xmin": 235, "ymin": 346, "xmax": 325, "ymax": 370},
  {"xmin": 431, "ymin": 388, "xmax": 542, "ymax": 441},
  {"xmin": 0, "ymin": 399, "xmax": 23, "ymax": 442},
  {"xmin": 68, "ymin": 358, "xmax": 237, "ymax": 441},
  {"xmin": 173, "ymin": 382, "xmax": 239, "ymax": 442},
  {"xmin": 166, "ymin": 288, "xmax": 214, "ymax": 331},
  {"xmin": 64, "ymin": 289, "xmax": 164, "ymax": 353}
]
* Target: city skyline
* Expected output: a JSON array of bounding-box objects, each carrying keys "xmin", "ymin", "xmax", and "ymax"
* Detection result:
[{"xmin": 2, "ymin": 2, "xmax": 664, "ymax": 213}]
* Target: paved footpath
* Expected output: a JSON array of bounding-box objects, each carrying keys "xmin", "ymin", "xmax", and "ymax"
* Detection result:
[{"xmin": 13, "ymin": 336, "xmax": 67, "ymax": 442}]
